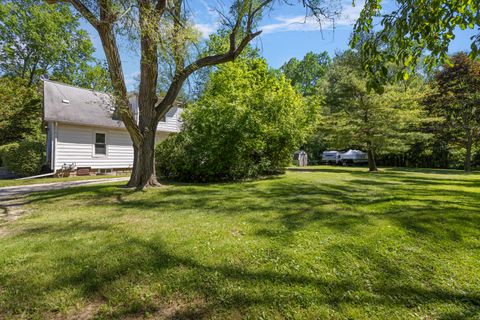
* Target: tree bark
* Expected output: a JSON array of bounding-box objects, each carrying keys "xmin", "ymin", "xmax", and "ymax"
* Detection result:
[
  {"xmin": 128, "ymin": 129, "xmax": 160, "ymax": 190},
  {"xmin": 367, "ymin": 142, "xmax": 378, "ymax": 172},
  {"xmin": 128, "ymin": 0, "xmax": 162, "ymax": 189},
  {"xmin": 464, "ymin": 130, "xmax": 473, "ymax": 172}
]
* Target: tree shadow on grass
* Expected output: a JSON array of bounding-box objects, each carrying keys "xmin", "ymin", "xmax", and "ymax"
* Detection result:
[
  {"xmin": 3, "ymin": 230, "xmax": 480, "ymax": 318},
  {"xmin": 19, "ymin": 167, "xmax": 480, "ymax": 244},
  {"xmin": 2, "ymin": 168, "xmax": 480, "ymax": 318}
]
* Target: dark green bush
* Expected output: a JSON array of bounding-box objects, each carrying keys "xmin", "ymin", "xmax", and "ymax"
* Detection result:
[
  {"xmin": 156, "ymin": 59, "xmax": 317, "ymax": 182},
  {"xmin": 1, "ymin": 138, "xmax": 45, "ymax": 176}
]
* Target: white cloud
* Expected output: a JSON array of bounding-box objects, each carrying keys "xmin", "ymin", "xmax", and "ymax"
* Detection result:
[
  {"xmin": 193, "ymin": 0, "xmax": 221, "ymax": 39},
  {"xmin": 198, "ymin": 0, "xmax": 219, "ymax": 19},
  {"xmin": 260, "ymin": 2, "xmax": 364, "ymax": 34},
  {"xmin": 195, "ymin": 23, "xmax": 218, "ymax": 39}
]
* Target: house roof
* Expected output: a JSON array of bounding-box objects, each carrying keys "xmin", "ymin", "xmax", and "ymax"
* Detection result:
[{"xmin": 43, "ymin": 80, "xmax": 125, "ymax": 129}]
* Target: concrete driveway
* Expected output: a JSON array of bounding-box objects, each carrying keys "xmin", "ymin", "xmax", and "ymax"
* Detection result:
[{"xmin": 0, "ymin": 177, "xmax": 130, "ymax": 222}]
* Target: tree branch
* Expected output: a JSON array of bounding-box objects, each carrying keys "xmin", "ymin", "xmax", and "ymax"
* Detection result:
[
  {"xmin": 154, "ymin": 0, "xmax": 274, "ymax": 119},
  {"xmin": 155, "ymin": 29, "xmax": 262, "ymax": 119},
  {"xmin": 98, "ymin": 0, "xmax": 118, "ymax": 24},
  {"xmin": 156, "ymin": 0, "xmax": 168, "ymax": 14},
  {"xmin": 45, "ymin": 0, "xmax": 99, "ymax": 27},
  {"xmin": 172, "ymin": 0, "xmax": 185, "ymax": 73}
]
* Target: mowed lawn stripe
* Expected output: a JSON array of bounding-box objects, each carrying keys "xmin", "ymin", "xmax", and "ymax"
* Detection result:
[{"xmin": 0, "ymin": 166, "xmax": 479, "ymax": 319}]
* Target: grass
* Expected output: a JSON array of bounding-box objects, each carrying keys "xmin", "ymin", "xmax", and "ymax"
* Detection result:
[
  {"xmin": 0, "ymin": 174, "xmax": 130, "ymax": 188},
  {"xmin": 0, "ymin": 166, "xmax": 479, "ymax": 319}
]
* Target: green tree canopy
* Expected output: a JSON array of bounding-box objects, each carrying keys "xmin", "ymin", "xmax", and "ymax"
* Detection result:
[
  {"xmin": 156, "ymin": 58, "xmax": 317, "ymax": 181},
  {"xmin": 0, "ymin": 77, "xmax": 42, "ymax": 146},
  {"xmin": 351, "ymin": 0, "xmax": 479, "ymax": 88},
  {"xmin": 0, "ymin": 0, "xmax": 109, "ymax": 89},
  {"xmin": 321, "ymin": 51, "xmax": 429, "ymax": 171},
  {"xmin": 280, "ymin": 51, "xmax": 331, "ymax": 96},
  {"xmin": 424, "ymin": 52, "xmax": 480, "ymax": 171}
]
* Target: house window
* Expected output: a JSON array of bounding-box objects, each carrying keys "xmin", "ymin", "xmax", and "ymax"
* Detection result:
[{"xmin": 94, "ymin": 132, "xmax": 107, "ymax": 156}]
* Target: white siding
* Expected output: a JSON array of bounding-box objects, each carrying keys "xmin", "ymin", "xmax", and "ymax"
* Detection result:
[
  {"xmin": 128, "ymin": 94, "xmax": 183, "ymax": 133},
  {"xmin": 54, "ymin": 123, "xmax": 169, "ymax": 170},
  {"xmin": 157, "ymin": 106, "xmax": 183, "ymax": 132}
]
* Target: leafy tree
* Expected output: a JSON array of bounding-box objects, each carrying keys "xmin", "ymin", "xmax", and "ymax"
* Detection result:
[
  {"xmin": 0, "ymin": 77, "xmax": 42, "ymax": 146},
  {"xmin": 47, "ymin": 0, "xmax": 340, "ymax": 189},
  {"xmin": 0, "ymin": 138, "xmax": 45, "ymax": 176},
  {"xmin": 0, "ymin": 0, "xmax": 108, "ymax": 88},
  {"xmin": 351, "ymin": 0, "xmax": 480, "ymax": 88},
  {"xmin": 425, "ymin": 52, "xmax": 480, "ymax": 172},
  {"xmin": 279, "ymin": 51, "xmax": 333, "ymax": 162},
  {"xmin": 322, "ymin": 51, "xmax": 428, "ymax": 171},
  {"xmin": 156, "ymin": 58, "xmax": 316, "ymax": 181},
  {"xmin": 62, "ymin": 63, "xmax": 113, "ymax": 92},
  {"xmin": 280, "ymin": 51, "xmax": 331, "ymax": 96}
]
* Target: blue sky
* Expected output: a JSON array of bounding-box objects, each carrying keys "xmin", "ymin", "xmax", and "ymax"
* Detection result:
[{"xmin": 82, "ymin": 0, "xmax": 476, "ymax": 90}]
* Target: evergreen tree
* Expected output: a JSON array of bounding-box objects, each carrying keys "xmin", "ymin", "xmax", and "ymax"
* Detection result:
[{"xmin": 322, "ymin": 51, "xmax": 429, "ymax": 171}]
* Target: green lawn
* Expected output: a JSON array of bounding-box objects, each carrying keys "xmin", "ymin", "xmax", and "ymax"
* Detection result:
[
  {"xmin": 0, "ymin": 174, "xmax": 130, "ymax": 188},
  {"xmin": 1, "ymin": 166, "xmax": 479, "ymax": 319}
]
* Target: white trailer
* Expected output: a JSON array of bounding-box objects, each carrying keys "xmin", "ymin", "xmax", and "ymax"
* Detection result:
[
  {"xmin": 321, "ymin": 151, "xmax": 342, "ymax": 164},
  {"xmin": 339, "ymin": 149, "xmax": 368, "ymax": 164},
  {"xmin": 321, "ymin": 149, "xmax": 368, "ymax": 165}
]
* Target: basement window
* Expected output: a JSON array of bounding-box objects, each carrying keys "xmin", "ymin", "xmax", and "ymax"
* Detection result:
[{"xmin": 94, "ymin": 132, "xmax": 107, "ymax": 156}]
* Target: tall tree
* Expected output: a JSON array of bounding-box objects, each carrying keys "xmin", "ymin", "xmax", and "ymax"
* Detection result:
[
  {"xmin": 322, "ymin": 51, "xmax": 428, "ymax": 171},
  {"xmin": 280, "ymin": 51, "xmax": 331, "ymax": 96},
  {"xmin": 0, "ymin": 77, "xmax": 42, "ymax": 146},
  {"xmin": 351, "ymin": 0, "xmax": 480, "ymax": 89},
  {"xmin": 46, "ymin": 0, "xmax": 340, "ymax": 189},
  {"xmin": 0, "ymin": 0, "xmax": 108, "ymax": 87},
  {"xmin": 425, "ymin": 52, "xmax": 480, "ymax": 172}
]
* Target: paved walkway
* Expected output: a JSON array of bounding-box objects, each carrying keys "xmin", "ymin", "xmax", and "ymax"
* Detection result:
[{"xmin": 0, "ymin": 177, "xmax": 130, "ymax": 222}]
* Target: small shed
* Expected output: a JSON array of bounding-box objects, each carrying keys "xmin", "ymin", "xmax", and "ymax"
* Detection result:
[{"xmin": 293, "ymin": 150, "xmax": 308, "ymax": 167}]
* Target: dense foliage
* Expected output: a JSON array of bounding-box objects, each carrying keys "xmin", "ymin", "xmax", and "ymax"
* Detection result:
[
  {"xmin": 280, "ymin": 51, "xmax": 331, "ymax": 96},
  {"xmin": 424, "ymin": 52, "xmax": 480, "ymax": 172},
  {"xmin": 0, "ymin": 138, "xmax": 45, "ymax": 176},
  {"xmin": 0, "ymin": 0, "xmax": 110, "ymax": 90},
  {"xmin": 320, "ymin": 51, "xmax": 429, "ymax": 170},
  {"xmin": 0, "ymin": 78, "xmax": 42, "ymax": 146},
  {"xmin": 156, "ymin": 58, "xmax": 315, "ymax": 181},
  {"xmin": 351, "ymin": 0, "xmax": 479, "ymax": 89}
]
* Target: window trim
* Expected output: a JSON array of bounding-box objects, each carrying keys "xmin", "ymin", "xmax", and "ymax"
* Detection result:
[{"xmin": 93, "ymin": 131, "xmax": 108, "ymax": 157}]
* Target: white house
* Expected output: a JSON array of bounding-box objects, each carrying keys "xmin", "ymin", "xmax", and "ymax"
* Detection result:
[{"xmin": 43, "ymin": 80, "xmax": 183, "ymax": 175}]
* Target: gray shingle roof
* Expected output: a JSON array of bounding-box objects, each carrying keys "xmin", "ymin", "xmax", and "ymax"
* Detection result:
[{"xmin": 43, "ymin": 80, "xmax": 125, "ymax": 129}]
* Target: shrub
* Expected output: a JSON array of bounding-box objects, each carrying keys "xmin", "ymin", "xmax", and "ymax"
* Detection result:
[
  {"xmin": 156, "ymin": 58, "xmax": 318, "ymax": 182},
  {"xmin": 1, "ymin": 138, "xmax": 46, "ymax": 176}
]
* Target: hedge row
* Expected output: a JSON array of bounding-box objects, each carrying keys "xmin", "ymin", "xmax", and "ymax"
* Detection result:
[{"xmin": 0, "ymin": 138, "xmax": 45, "ymax": 177}]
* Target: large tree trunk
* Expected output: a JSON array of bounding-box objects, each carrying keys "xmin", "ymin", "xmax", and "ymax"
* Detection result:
[
  {"xmin": 367, "ymin": 143, "xmax": 378, "ymax": 172},
  {"xmin": 128, "ymin": 129, "xmax": 160, "ymax": 189},
  {"xmin": 124, "ymin": 1, "xmax": 161, "ymax": 190},
  {"xmin": 464, "ymin": 130, "xmax": 473, "ymax": 172}
]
